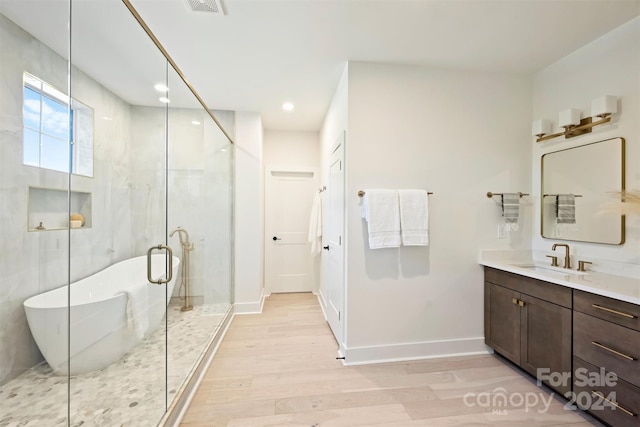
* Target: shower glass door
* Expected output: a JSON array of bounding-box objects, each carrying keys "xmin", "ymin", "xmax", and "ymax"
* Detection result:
[
  {"xmin": 69, "ymin": 1, "xmax": 170, "ymax": 425},
  {"xmin": 165, "ymin": 61, "xmax": 234, "ymax": 413},
  {"xmin": 0, "ymin": 0, "xmax": 234, "ymax": 424},
  {"xmin": 0, "ymin": 1, "xmax": 71, "ymax": 425}
]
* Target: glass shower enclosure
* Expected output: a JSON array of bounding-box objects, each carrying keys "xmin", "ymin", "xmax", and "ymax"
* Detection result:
[{"xmin": 0, "ymin": 0, "xmax": 234, "ymax": 425}]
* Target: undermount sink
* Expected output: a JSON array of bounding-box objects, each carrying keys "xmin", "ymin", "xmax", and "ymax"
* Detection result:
[{"xmin": 509, "ymin": 263, "xmax": 589, "ymax": 276}]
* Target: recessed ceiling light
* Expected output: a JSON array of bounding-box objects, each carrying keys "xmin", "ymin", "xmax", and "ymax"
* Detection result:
[
  {"xmin": 282, "ymin": 102, "xmax": 294, "ymax": 111},
  {"xmin": 154, "ymin": 83, "xmax": 169, "ymax": 92},
  {"xmin": 159, "ymin": 97, "xmax": 170, "ymax": 103}
]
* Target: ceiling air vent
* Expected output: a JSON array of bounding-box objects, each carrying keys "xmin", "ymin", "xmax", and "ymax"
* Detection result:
[{"xmin": 184, "ymin": 0, "xmax": 224, "ymax": 14}]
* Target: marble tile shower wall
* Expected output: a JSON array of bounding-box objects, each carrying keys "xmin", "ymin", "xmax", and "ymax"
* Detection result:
[
  {"xmin": 0, "ymin": 12, "xmax": 234, "ymax": 386},
  {"xmin": 0, "ymin": 13, "xmax": 136, "ymax": 385},
  {"xmin": 130, "ymin": 107, "xmax": 234, "ymax": 304}
]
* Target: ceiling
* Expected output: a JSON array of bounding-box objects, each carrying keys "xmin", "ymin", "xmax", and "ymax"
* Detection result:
[
  {"xmin": 2, "ymin": 0, "xmax": 640, "ymax": 133},
  {"xmin": 128, "ymin": 0, "xmax": 640, "ymax": 132}
]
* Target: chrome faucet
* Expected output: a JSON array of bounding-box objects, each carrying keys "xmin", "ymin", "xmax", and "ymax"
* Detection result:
[{"xmin": 551, "ymin": 243, "xmax": 571, "ymax": 269}]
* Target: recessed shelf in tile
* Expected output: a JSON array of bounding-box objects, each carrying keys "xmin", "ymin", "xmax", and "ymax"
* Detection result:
[{"xmin": 28, "ymin": 187, "xmax": 92, "ymax": 231}]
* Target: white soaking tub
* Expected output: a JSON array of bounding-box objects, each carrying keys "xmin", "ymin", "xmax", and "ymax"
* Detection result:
[{"xmin": 23, "ymin": 254, "xmax": 179, "ymax": 375}]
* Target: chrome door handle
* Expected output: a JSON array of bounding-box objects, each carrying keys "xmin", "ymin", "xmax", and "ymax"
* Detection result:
[{"xmin": 147, "ymin": 244, "xmax": 173, "ymax": 285}]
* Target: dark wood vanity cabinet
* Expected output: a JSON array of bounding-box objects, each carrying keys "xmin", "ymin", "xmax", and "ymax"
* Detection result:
[
  {"xmin": 573, "ymin": 290, "xmax": 640, "ymax": 427},
  {"xmin": 484, "ymin": 266, "xmax": 640, "ymax": 424},
  {"xmin": 484, "ymin": 267, "xmax": 572, "ymax": 395}
]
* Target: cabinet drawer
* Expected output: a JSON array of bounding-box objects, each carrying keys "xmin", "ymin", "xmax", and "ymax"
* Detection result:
[
  {"xmin": 574, "ymin": 289, "xmax": 640, "ymax": 332},
  {"xmin": 573, "ymin": 357, "xmax": 640, "ymax": 427},
  {"xmin": 484, "ymin": 267, "xmax": 572, "ymax": 309},
  {"xmin": 574, "ymin": 311, "xmax": 640, "ymax": 387}
]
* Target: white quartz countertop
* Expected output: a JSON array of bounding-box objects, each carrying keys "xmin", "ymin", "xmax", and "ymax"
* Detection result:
[{"xmin": 479, "ymin": 253, "xmax": 640, "ymax": 305}]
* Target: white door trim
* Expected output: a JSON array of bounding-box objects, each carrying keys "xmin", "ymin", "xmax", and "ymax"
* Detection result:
[
  {"xmin": 323, "ymin": 131, "xmax": 346, "ymax": 351},
  {"xmin": 264, "ymin": 165, "xmax": 319, "ymax": 295}
]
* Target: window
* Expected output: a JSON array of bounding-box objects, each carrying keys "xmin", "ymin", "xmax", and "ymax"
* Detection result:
[{"xmin": 22, "ymin": 72, "xmax": 94, "ymax": 176}]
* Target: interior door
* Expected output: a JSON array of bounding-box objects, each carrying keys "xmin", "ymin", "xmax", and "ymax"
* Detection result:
[
  {"xmin": 325, "ymin": 132, "xmax": 345, "ymax": 346},
  {"xmin": 265, "ymin": 169, "xmax": 316, "ymax": 293}
]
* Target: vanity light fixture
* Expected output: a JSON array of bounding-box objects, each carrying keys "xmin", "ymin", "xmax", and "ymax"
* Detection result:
[
  {"xmin": 532, "ymin": 95, "xmax": 617, "ymax": 143},
  {"xmin": 558, "ymin": 108, "xmax": 581, "ymax": 128}
]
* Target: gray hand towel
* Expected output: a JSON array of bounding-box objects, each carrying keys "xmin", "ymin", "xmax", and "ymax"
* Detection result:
[
  {"xmin": 501, "ymin": 193, "xmax": 520, "ymax": 231},
  {"xmin": 556, "ymin": 194, "xmax": 576, "ymax": 224}
]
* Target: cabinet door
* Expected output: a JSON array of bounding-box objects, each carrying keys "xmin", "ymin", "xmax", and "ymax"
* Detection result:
[
  {"xmin": 520, "ymin": 293, "xmax": 572, "ymax": 396},
  {"xmin": 485, "ymin": 282, "xmax": 521, "ymax": 365}
]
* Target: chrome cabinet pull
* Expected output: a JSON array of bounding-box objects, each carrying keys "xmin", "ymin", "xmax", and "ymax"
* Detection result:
[
  {"xmin": 147, "ymin": 244, "xmax": 173, "ymax": 285},
  {"xmin": 591, "ymin": 341, "xmax": 636, "ymax": 361},
  {"xmin": 591, "ymin": 391, "xmax": 636, "ymax": 417},
  {"xmin": 592, "ymin": 304, "xmax": 637, "ymax": 319}
]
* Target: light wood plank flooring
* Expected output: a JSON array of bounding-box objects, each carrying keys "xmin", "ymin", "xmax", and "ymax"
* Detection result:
[{"xmin": 181, "ymin": 293, "xmax": 602, "ymax": 426}]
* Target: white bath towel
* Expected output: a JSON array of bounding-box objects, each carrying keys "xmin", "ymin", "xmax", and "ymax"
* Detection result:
[
  {"xmin": 308, "ymin": 191, "xmax": 323, "ymax": 255},
  {"xmin": 361, "ymin": 189, "xmax": 401, "ymax": 249},
  {"xmin": 398, "ymin": 189, "xmax": 429, "ymax": 246},
  {"xmin": 124, "ymin": 285, "xmax": 149, "ymax": 339}
]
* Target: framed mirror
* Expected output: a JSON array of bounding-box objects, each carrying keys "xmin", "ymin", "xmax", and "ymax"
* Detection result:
[{"xmin": 541, "ymin": 137, "xmax": 625, "ymax": 244}]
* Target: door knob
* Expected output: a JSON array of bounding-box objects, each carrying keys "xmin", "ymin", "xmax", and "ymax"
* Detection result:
[
  {"xmin": 272, "ymin": 236, "xmax": 281, "ymax": 241},
  {"xmin": 323, "ymin": 245, "xmax": 330, "ymax": 250}
]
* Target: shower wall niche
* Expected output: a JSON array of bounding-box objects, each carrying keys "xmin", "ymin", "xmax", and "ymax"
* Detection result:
[{"xmin": 27, "ymin": 187, "xmax": 92, "ymax": 231}]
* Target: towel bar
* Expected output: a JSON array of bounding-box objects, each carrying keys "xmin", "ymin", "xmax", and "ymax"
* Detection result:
[
  {"xmin": 543, "ymin": 193, "xmax": 583, "ymax": 198},
  {"xmin": 486, "ymin": 192, "xmax": 529, "ymax": 198},
  {"xmin": 358, "ymin": 190, "xmax": 433, "ymax": 197}
]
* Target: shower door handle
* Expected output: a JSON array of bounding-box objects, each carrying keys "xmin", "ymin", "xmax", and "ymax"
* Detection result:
[{"xmin": 147, "ymin": 244, "xmax": 174, "ymax": 285}]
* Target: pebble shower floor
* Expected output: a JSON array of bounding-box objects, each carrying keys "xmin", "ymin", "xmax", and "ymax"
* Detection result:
[{"xmin": 0, "ymin": 302, "xmax": 228, "ymax": 426}]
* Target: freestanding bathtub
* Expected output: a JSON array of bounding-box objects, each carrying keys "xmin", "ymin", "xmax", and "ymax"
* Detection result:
[{"xmin": 23, "ymin": 254, "xmax": 179, "ymax": 375}]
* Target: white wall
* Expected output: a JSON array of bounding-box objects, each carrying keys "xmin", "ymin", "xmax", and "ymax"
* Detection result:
[
  {"xmin": 325, "ymin": 61, "xmax": 533, "ymax": 364},
  {"xmin": 319, "ymin": 64, "xmax": 348, "ymax": 319},
  {"xmin": 234, "ymin": 112, "xmax": 265, "ymax": 313},
  {"xmin": 532, "ymin": 17, "xmax": 640, "ymax": 276},
  {"xmin": 263, "ymin": 130, "xmax": 319, "ymax": 168}
]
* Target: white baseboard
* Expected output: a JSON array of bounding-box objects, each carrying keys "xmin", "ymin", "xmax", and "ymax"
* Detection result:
[
  {"xmin": 316, "ymin": 292, "xmax": 328, "ymax": 321},
  {"xmin": 233, "ymin": 290, "xmax": 265, "ymax": 314},
  {"xmin": 342, "ymin": 337, "xmax": 489, "ymax": 366}
]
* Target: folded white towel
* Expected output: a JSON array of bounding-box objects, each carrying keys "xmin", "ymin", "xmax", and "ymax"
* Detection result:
[
  {"xmin": 501, "ymin": 193, "xmax": 520, "ymax": 231},
  {"xmin": 361, "ymin": 189, "xmax": 401, "ymax": 249},
  {"xmin": 123, "ymin": 285, "xmax": 149, "ymax": 339},
  {"xmin": 308, "ymin": 192, "xmax": 323, "ymax": 255},
  {"xmin": 398, "ymin": 189, "xmax": 429, "ymax": 246}
]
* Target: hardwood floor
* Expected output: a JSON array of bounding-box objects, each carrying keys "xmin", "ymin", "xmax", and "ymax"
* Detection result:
[{"xmin": 181, "ymin": 293, "xmax": 602, "ymax": 426}]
